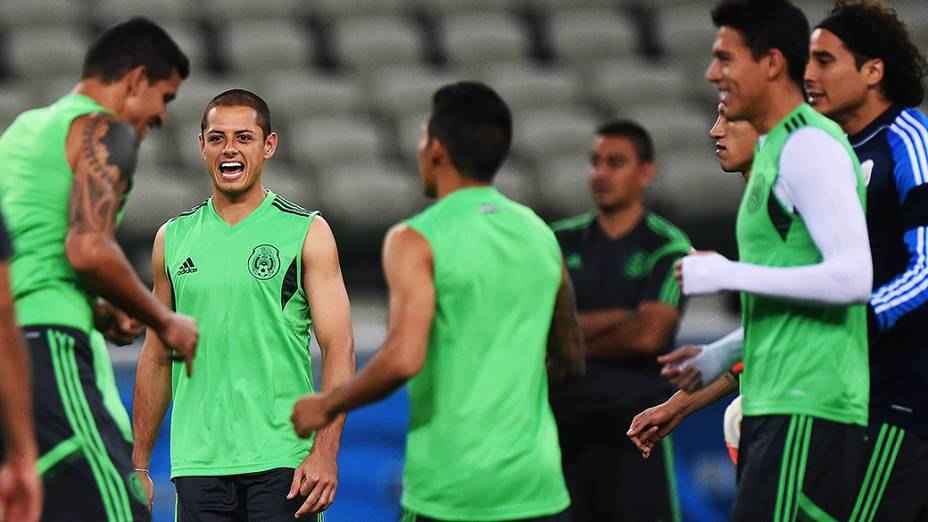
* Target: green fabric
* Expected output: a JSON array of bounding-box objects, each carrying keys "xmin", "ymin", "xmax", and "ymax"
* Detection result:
[
  {"xmin": 89, "ymin": 330, "xmax": 133, "ymax": 442},
  {"xmin": 49, "ymin": 329, "xmax": 131, "ymax": 521},
  {"xmin": 401, "ymin": 186, "xmax": 569, "ymax": 521},
  {"xmin": 0, "ymin": 95, "xmax": 114, "ymax": 333},
  {"xmin": 850, "ymin": 423, "xmax": 905, "ymax": 522},
  {"xmin": 661, "ymin": 437, "xmax": 682, "ymax": 522},
  {"xmin": 164, "ymin": 191, "xmax": 317, "ymax": 478},
  {"xmin": 37, "ymin": 435, "xmax": 80, "ymax": 475},
  {"xmin": 736, "ymin": 104, "xmax": 869, "ymax": 426},
  {"xmin": 798, "ymin": 493, "xmax": 839, "ymax": 522}
]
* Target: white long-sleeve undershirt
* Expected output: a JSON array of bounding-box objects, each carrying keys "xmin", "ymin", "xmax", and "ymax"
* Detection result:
[{"xmin": 681, "ymin": 126, "xmax": 872, "ymax": 305}]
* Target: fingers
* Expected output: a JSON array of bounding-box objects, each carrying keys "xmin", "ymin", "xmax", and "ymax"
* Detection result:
[
  {"xmin": 287, "ymin": 468, "xmax": 303, "ymax": 500},
  {"xmin": 294, "ymin": 479, "xmax": 324, "ymax": 518},
  {"xmin": 295, "ymin": 482, "xmax": 335, "ymax": 517},
  {"xmin": 657, "ymin": 346, "xmax": 700, "ymax": 365},
  {"xmin": 185, "ymin": 356, "xmax": 193, "ymax": 377}
]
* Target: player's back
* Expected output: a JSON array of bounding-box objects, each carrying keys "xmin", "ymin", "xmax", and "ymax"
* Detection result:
[
  {"xmin": 0, "ymin": 94, "xmax": 111, "ymax": 332},
  {"xmin": 402, "ymin": 185, "xmax": 569, "ymax": 521}
]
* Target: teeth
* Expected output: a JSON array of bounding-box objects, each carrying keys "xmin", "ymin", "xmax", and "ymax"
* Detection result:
[{"xmin": 221, "ymin": 162, "xmax": 243, "ymax": 168}]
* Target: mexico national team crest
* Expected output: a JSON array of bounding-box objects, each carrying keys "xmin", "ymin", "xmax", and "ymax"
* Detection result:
[
  {"xmin": 746, "ymin": 176, "xmax": 766, "ymax": 213},
  {"xmin": 248, "ymin": 244, "xmax": 281, "ymax": 280}
]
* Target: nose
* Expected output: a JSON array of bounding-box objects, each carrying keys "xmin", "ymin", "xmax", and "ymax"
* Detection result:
[
  {"xmin": 803, "ymin": 61, "xmax": 818, "ymax": 86},
  {"xmin": 709, "ymin": 117, "xmax": 724, "ymax": 140},
  {"xmin": 705, "ymin": 59, "xmax": 722, "ymax": 83}
]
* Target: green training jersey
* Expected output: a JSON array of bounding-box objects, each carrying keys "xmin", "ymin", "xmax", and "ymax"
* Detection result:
[
  {"xmin": 164, "ymin": 190, "xmax": 317, "ymax": 477},
  {"xmin": 402, "ymin": 186, "xmax": 570, "ymax": 521},
  {"xmin": 0, "ymin": 95, "xmax": 118, "ymax": 332},
  {"xmin": 737, "ymin": 104, "xmax": 869, "ymax": 426}
]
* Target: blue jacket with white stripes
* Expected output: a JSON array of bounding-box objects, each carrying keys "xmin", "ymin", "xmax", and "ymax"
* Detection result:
[{"xmin": 853, "ymin": 104, "xmax": 928, "ymax": 437}]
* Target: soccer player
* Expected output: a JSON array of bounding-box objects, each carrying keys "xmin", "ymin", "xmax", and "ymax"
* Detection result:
[
  {"xmin": 131, "ymin": 89, "xmax": 355, "ymax": 520},
  {"xmin": 549, "ymin": 120, "xmax": 689, "ymax": 522},
  {"xmin": 0, "ymin": 212, "xmax": 41, "ymax": 522},
  {"xmin": 627, "ymin": 108, "xmax": 755, "ymax": 460},
  {"xmin": 290, "ymin": 81, "xmax": 585, "ymax": 522},
  {"xmin": 676, "ymin": 0, "xmax": 872, "ymax": 519},
  {"xmin": 805, "ymin": 2, "xmax": 928, "ymax": 518},
  {"xmin": 0, "ymin": 18, "xmax": 197, "ymax": 521}
]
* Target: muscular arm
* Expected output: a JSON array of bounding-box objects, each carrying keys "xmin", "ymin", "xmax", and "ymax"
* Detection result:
[
  {"xmin": 301, "ymin": 217, "xmax": 356, "ymax": 458},
  {"xmin": 581, "ymin": 303, "xmax": 680, "ymax": 358},
  {"xmin": 547, "ymin": 264, "xmax": 585, "ymax": 383},
  {"xmin": 64, "ymin": 114, "xmax": 169, "ymax": 330},
  {"xmin": 131, "ymin": 225, "xmax": 173, "ymax": 472},
  {"xmin": 291, "ymin": 225, "xmax": 434, "ymax": 436}
]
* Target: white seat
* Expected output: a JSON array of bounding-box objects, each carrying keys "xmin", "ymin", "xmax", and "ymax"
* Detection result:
[
  {"xmin": 368, "ymin": 65, "xmax": 463, "ymax": 118},
  {"xmin": 307, "ymin": 0, "xmax": 412, "ymax": 21},
  {"xmin": 201, "ymin": 0, "xmax": 299, "ymax": 21},
  {"xmin": 481, "ymin": 64, "xmax": 580, "ymax": 112},
  {"xmin": 537, "ymin": 154, "xmax": 593, "ymax": 215},
  {"xmin": 585, "ymin": 59, "xmax": 689, "ymax": 113},
  {"xmin": 549, "ymin": 9, "xmax": 638, "ymax": 64},
  {"xmin": 415, "ymin": 0, "xmax": 514, "ymax": 16},
  {"xmin": 9, "ymin": 28, "xmax": 89, "ymax": 80},
  {"xmin": 626, "ymin": 103, "xmax": 714, "ymax": 157},
  {"xmin": 659, "ymin": 5, "xmax": 718, "ymax": 63},
  {"xmin": 442, "ymin": 13, "xmax": 529, "ymax": 69},
  {"xmin": 515, "ymin": 107, "xmax": 599, "ymax": 161},
  {"xmin": 289, "ymin": 117, "xmax": 385, "ymax": 171},
  {"xmin": 93, "ymin": 0, "xmax": 195, "ymax": 26},
  {"xmin": 316, "ymin": 163, "xmax": 423, "ymax": 228},
  {"xmin": 262, "ymin": 70, "xmax": 365, "ymax": 119},
  {"xmin": 655, "ymin": 149, "xmax": 743, "ymax": 219},
  {"xmin": 0, "ymin": 0, "xmax": 81, "ymax": 29},
  {"xmin": 221, "ymin": 21, "xmax": 312, "ymax": 73},
  {"xmin": 333, "ymin": 16, "xmax": 422, "ymax": 72}
]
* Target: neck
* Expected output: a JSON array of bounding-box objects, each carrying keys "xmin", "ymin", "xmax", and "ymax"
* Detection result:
[
  {"xmin": 435, "ymin": 170, "xmax": 491, "ymax": 199},
  {"xmin": 839, "ymin": 95, "xmax": 893, "ymax": 136},
  {"xmin": 596, "ymin": 200, "xmax": 644, "ymax": 239},
  {"xmin": 741, "ymin": 167, "xmax": 751, "ymax": 182},
  {"xmin": 212, "ymin": 184, "xmax": 267, "ymax": 226},
  {"xmin": 74, "ymin": 79, "xmax": 128, "ymax": 115},
  {"xmin": 751, "ymin": 82, "xmax": 806, "ymax": 134}
]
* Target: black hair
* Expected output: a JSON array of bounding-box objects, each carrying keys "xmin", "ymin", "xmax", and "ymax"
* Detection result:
[
  {"xmin": 711, "ymin": 0, "xmax": 810, "ymax": 87},
  {"xmin": 427, "ymin": 81, "xmax": 512, "ymax": 182},
  {"xmin": 82, "ymin": 17, "xmax": 189, "ymax": 83},
  {"xmin": 818, "ymin": 0, "xmax": 926, "ymax": 107},
  {"xmin": 200, "ymin": 89, "xmax": 272, "ymax": 138},
  {"xmin": 595, "ymin": 120, "xmax": 655, "ymax": 163}
]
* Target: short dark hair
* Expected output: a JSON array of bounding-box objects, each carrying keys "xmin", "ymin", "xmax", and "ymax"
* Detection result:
[
  {"xmin": 818, "ymin": 0, "xmax": 927, "ymax": 107},
  {"xmin": 82, "ymin": 17, "xmax": 189, "ymax": 84},
  {"xmin": 427, "ymin": 82, "xmax": 512, "ymax": 182},
  {"xmin": 595, "ymin": 120, "xmax": 655, "ymax": 163},
  {"xmin": 200, "ymin": 89, "xmax": 272, "ymax": 138},
  {"xmin": 711, "ymin": 0, "xmax": 810, "ymax": 87}
]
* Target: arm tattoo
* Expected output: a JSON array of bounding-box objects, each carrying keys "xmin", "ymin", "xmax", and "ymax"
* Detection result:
[
  {"xmin": 68, "ymin": 115, "xmax": 139, "ymax": 234},
  {"xmin": 548, "ymin": 276, "xmax": 586, "ymax": 383}
]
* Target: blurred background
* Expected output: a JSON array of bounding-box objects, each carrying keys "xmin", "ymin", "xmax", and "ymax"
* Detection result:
[{"xmin": 0, "ymin": 0, "xmax": 925, "ymax": 519}]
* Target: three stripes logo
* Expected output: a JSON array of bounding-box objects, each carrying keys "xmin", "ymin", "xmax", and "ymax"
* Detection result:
[{"xmin": 178, "ymin": 257, "xmax": 198, "ymax": 275}]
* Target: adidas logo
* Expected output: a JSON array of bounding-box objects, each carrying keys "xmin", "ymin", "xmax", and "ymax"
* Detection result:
[{"xmin": 178, "ymin": 257, "xmax": 197, "ymax": 275}]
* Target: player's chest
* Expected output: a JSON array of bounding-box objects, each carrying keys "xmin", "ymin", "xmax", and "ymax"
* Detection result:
[{"xmin": 564, "ymin": 242, "xmax": 648, "ymax": 309}]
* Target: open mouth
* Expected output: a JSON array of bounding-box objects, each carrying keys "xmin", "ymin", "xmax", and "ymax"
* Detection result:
[
  {"xmin": 219, "ymin": 161, "xmax": 245, "ymax": 180},
  {"xmin": 715, "ymin": 143, "xmax": 727, "ymax": 155},
  {"xmin": 806, "ymin": 92, "xmax": 825, "ymax": 105}
]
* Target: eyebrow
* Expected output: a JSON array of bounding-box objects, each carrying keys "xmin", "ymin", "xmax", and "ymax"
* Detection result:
[{"xmin": 811, "ymin": 50, "xmax": 835, "ymax": 60}]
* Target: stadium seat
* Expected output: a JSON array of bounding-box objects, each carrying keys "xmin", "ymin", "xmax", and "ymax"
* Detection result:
[
  {"xmin": 626, "ymin": 103, "xmax": 714, "ymax": 157},
  {"xmin": 262, "ymin": 70, "xmax": 365, "ymax": 119},
  {"xmin": 92, "ymin": 0, "xmax": 195, "ymax": 27},
  {"xmin": 368, "ymin": 65, "xmax": 464, "ymax": 119},
  {"xmin": 657, "ymin": 5, "xmax": 717, "ymax": 63},
  {"xmin": 655, "ymin": 149, "xmax": 743, "ymax": 219},
  {"xmin": 514, "ymin": 107, "xmax": 599, "ymax": 162},
  {"xmin": 481, "ymin": 64, "xmax": 580, "ymax": 112},
  {"xmin": 548, "ymin": 9, "xmax": 638, "ymax": 65},
  {"xmin": 584, "ymin": 58, "xmax": 689, "ymax": 114},
  {"xmin": 289, "ymin": 116, "xmax": 386, "ymax": 171},
  {"xmin": 333, "ymin": 16, "xmax": 423, "ymax": 73},
  {"xmin": 221, "ymin": 21, "xmax": 313, "ymax": 74},
  {"xmin": 201, "ymin": 0, "xmax": 300, "ymax": 21},
  {"xmin": 0, "ymin": 85, "xmax": 29, "ymax": 129},
  {"xmin": 119, "ymin": 167, "xmax": 213, "ymax": 238},
  {"xmin": 534, "ymin": 0, "xmax": 620, "ymax": 11},
  {"xmin": 494, "ymin": 162, "xmax": 540, "ymax": 208},
  {"xmin": 315, "ymin": 163, "xmax": 423, "ymax": 228},
  {"xmin": 0, "ymin": 0, "xmax": 82, "ymax": 29},
  {"xmin": 307, "ymin": 0, "xmax": 414, "ymax": 22},
  {"xmin": 441, "ymin": 13, "xmax": 529, "ymax": 71},
  {"xmin": 8, "ymin": 27, "xmax": 89, "ymax": 80},
  {"xmin": 537, "ymin": 154, "xmax": 592, "ymax": 216},
  {"xmin": 415, "ymin": 0, "xmax": 514, "ymax": 17}
]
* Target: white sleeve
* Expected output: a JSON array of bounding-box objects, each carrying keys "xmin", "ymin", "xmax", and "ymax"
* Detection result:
[
  {"xmin": 680, "ymin": 327, "xmax": 744, "ymax": 386},
  {"xmin": 681, "ymin": 126, "xmax": 872, "ymax": 304}
]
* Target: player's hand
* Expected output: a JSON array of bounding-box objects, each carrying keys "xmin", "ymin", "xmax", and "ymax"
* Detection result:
[
  {"xmin": 289, "ymin": 450, "xmax": 338, "ymax": 517},
  {"xmin": 626, "ymin": 400, "xmax": 687, "ymax": 459},
  {"xmin": 156, "ymin": 313, "xmax": 198, "ymax": 377},
  {"xmin": 291, "ymin": 394, "xmax": 334, "ymax": 439},
  {"xmin": 93, "ymin": 299, "xmax": 143, "ymax": 345},
  {"xmin": 677, "ymin": 250, "xmax": 729, "ymax": 295},
  {"xmin": 0, "ymin": 455, "xmax": 42, "ymax": 522},
  {"xmin": 674, "ymin": 247, "xmax": 699, "ymax": 292},
  {"xmin": 135, "ymin": 469, "xmax": 154, "ymax": 511},
  {"xmin": 659, "ymin": 346, "xmax": 705, "ymax": 392}
]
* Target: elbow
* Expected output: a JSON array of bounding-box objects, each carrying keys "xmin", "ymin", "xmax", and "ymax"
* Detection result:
[
  {"xmin": 65, "ymin": 234, "xmax": 105, "ymax": 277},
  {"xmin": 392, "ymin": 348, "xmax": 425, "ymax": 381},
  {"xmin": 831, "ymin": 260, "xmax": 872, "ymax": 304}
]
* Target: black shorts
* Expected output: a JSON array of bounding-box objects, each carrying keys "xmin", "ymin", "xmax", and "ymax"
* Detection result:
[
  {"xmin": 848, "ymin": 422, "xmax": 928, "ymax": 522},
  {"xmin": 174, "ymin": 467, "xmax": 324, "ymax": 522},
  {"xmin": 558, "ymin": 416, "xmax": 680, "ymax": 522},
  {"xmin": 733, "ymin": 414, "xmax": 867, "ymax": 522},
  {"xmin": 28, "ymin": 325, "xmax": 150, "ymax": 522},
  {"xmin": 399, "ymin": 508, "xmax": 570, "ymax": 522}
]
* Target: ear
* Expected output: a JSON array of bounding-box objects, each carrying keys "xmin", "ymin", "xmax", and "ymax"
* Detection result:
[
  {"xmin": 428, "ymin": 136, "xmax": 446, "ymax": 166},
  {"xmin": 263, "ymin": 131, "xmax": 279, "ymax": 160},
  {"xmin": 766, "ymin": 48, "xmax": 787, "ymax": 81},
  {"xmin": 863, "ymin": 58, "xmax": 885, "ymax": 89},
  {"xmin": 639, "ymin": 161, "xmax": 656, "ymax": 188},
  {"xmin": 198, "ymin": 133, "xmax": 206, "ymax": 157},
  {"xmin": 124, "ymin": 65, "xmax": 148, "ymax": 96}
]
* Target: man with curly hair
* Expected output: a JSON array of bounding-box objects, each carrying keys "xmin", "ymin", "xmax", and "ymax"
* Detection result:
[{"xmin": 805, "ymin": 1, "xmax": 928, "ymax": 519}]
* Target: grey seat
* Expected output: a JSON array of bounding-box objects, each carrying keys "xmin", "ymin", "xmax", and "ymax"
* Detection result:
[
  {"xmin": 316, "ymin": 163, "xmax": 423, "ymax": 228},
  {"xmin": 221, "ymin": 21, "xmax": 313, "ymax": 74},
  {"xmin": 584, "ymin": 59, "xmax": 689, "ymax": 114},
  {"xmin": 549, "ymin": 8, "xmax": 638, "ymax": 65},
  {"xmin": 8, "ymin": 27, "xmax": 88, "ymax": 80},
  {"xmin": 333, "ymin": 16, "xmax": 422, "ymax": 73},
  {"xmin": 515, "ymin": 107, "xmax": 598, "ymax": 162},
  {"xmin": 262, "ymin": 70, "xmax": 365, "ymax": 119},
  {"xmin": 481, "ymin": 64, "xmax": 580, "ymax": 112},
  {"xmin": 290, "ymin": 117, "xmax": 385, "ymax": 171},
  {"xmin": 537, "ymin": 154, "xmax": 592, "ymax": 216},
  {"xmin": 442, "ymin": 13, "xmax": 529, "ymax": 71}
]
